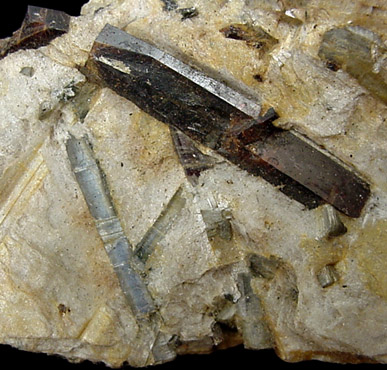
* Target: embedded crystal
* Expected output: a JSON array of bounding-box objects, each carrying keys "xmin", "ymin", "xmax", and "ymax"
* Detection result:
[
  {"xmin": 318, "ymin": 27, "xmax": 387, "ymax": 104},
  {"xmin": 87, "ymin": 24, "xmax": 370, "ymax": 217}
]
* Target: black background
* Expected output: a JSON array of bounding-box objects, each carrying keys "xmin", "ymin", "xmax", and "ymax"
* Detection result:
[{"xmin": 0, "ymin": 1, "xmax": 381, "ymax": 369}]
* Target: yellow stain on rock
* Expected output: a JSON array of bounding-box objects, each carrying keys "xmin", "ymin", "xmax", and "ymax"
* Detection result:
[
  {"xmin": 353, "ymin": 220, "xmax": 387, "ymax": 300},
  {"xmin": 299, "ymin": 236, "xmax": 347, "ymax": 273}
]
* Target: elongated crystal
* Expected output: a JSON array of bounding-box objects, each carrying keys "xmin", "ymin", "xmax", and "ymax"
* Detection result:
[
  {"xmin": 66, "ymin": 135, "xmax": 155, "ymax": 318},
  {"xmin": 85, "ymin": 25, "xmax": 370, "ymax": 217}
]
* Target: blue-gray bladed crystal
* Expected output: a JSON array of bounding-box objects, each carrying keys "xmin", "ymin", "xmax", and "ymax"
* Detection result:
[{"xmin": 66, "ymin": 135, "xmax": 155, "ymax": 318}]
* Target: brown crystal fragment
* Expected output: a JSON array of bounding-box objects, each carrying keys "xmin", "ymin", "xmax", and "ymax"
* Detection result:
[
  {"xmin": 85, "ymin": 25, "xmax": 371, "ymax": 217},
  {"xmin": 220, "ymin": 23, "xmax": 278, "ymax": 52},
  {"xmin": 170, "ymin": 127, "xmax": 217, "ymax": 185},
  {"xmin": 0, "ymin": 6, "xmax": 70, "ymax": 60}
]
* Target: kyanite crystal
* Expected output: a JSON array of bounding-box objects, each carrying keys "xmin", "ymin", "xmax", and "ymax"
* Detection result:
[{"xmin": 66, "ymin": 135, "xmax": 156, "ymax": 318}]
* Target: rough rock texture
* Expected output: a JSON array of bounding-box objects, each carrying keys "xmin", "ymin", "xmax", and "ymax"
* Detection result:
[{"xmin": 0, "ymin": 0, "xmax": 386, "ymax": 367}]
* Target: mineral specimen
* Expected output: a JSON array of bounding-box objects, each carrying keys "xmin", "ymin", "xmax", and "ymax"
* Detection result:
[
  {"xmin": 0, "ymin": 0, "xmax": 386, "ymax": 368},
  {"xmin": 170, "ymin": 127, "xmax": 217, "ymax": 186}
]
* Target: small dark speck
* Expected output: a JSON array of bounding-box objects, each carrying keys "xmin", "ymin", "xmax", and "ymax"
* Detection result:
[
  {"xmin": 224, "ymin": 293, "xmax": 234, "ymax": 302},
  {"xmin": 121, "ymin": 162, "xmax": 124, "ymax": 167},
  {"xmin": 326, "ymin": 60, "xmax": 340, "ymax": 72},
  {"xmin": 20, "ymin": 66, "xmax": 34, "ymax": 77},
  {"xmin": 342, "ymin": 285, "xmax": 348, "ymax": 288},
  {"xmin": 349, "ymin": 154, "xmax": 353, "ymax": 158},
  {"xmin": 179, "ymin": 7, "xmax": 199, "ymax": 21},
  {"xmin": 58, "ymin": 303, "xmax": 71, "ymax": 316},
  {"xmin": 94, "ymin": 7, "xmax": 105, "ymax": 14},
  {"xmin": 253, "ymin": 74, "xmax": 263, "ymax": 82}
]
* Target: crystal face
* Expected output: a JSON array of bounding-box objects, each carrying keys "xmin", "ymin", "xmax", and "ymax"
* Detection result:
[{"xmin": 0, "ymin": 1, "xmax": 386, "ymax": 368}]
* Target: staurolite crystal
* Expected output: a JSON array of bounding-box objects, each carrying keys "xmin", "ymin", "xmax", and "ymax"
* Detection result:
[
  {"xmin": 86, "ymin": 24, "xmax": 370, "ymax": 217},
  {"xmin": 0, "ymin": 0, "xmax": 386, "ymax": 368},
  {"xmin": 0, "ymin": 6, "xmax": 70, "ymax": 60}
]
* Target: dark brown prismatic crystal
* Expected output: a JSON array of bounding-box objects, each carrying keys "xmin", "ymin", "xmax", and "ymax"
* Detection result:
[
  {"xmin": 248, "ymin": 132, "xmax": 370, "ymax": 218},
  {"xmin": 87, "ymin": 42, "xmax": 240, "ymax": 150},
  {"xmin": 170, "ymin": 127, "xmax": 217, "ymax": 186},
  {"xmin": 0, "ymin": 6, "xmax": 70, "ymax": 60},
  {"xmin": 85, "ymin": 24, "xmax": 371, "ymax": 217}
]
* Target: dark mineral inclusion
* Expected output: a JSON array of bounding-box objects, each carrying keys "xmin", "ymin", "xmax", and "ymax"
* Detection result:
[
  {"xmin": 85, "ymin": 24, "xmax": 370, "ymax": 218},
  {"xmin": 0, "ymin": 6, "xmax": 70, "ymax": 59}
]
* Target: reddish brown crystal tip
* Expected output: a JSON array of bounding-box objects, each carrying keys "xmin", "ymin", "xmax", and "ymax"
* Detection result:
[{"xmin": 0, "ymin": 6, "xmax": 70, "ymax": 60}]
